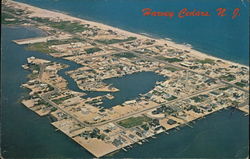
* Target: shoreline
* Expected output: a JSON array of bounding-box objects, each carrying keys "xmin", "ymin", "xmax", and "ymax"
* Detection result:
[{"xmin": 9, "ymin": 0, "xmax": 249, "ymax": 68}]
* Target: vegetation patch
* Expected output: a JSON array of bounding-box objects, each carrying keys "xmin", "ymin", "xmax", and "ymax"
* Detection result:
[
  {"xmin": 219, "ymin": 86, "xmax": 232, "ymax": 91},
  {"xmin": 50, "ymin": 107, "xmax": 57, "ymax": 112},
  {"xmin": 166, "ymin": 67, "xmax": 178, "ymax": 72},
  {"xmin": 117, "ymin": 115, "xmax": 152, "ymax": 128},
  {"xmin": 196, "ymin": 58, "xmax": 215, "ymax": 65},
  {"xmin": 156, "ymin": 56, "xmax": 182, "ymax": 63},
  {"xmin": 113, "ymin": 52, "xmax": 137, "ymax": 59},
  {"xmin": 220, "ymin": 74, "xmax": 236, "ymax": 82},
  {"xmin": 35, "ymin": 99, "xmax": 51, "ymax": 107},
  {"xmin": 26, "ymin": 37, "xmax": 85, "ymax": 54},
  {"xmin": 190, "ymin": 96, "xmax": 204, "ymax": 103},
  {"xmin": 52, "ymin": 94, "xmax": 74, "ymax": 104},
  {"xmin": 1, "ymin": 12, "xmax": 28, "ymax": 25},
  {"xmin": 31, "ymin": 17, "xmax": 88, "ymax": 33},
  {"xmin": 166, "ymin": 95, "xmax": 177, "ymax": 101},
  {"xmin": 3, "ymin": 6, "xmax": 27, "ymax": 16},
  {"xmin": 26, "ymin": 42, "xmax": 57, "ymax": 54},
  {"xmin": 96, "ymin": 37, "xmax": 136, "ymax": 44},
  {"xmin": 46, "ymin": 38, "xmax": 84, "ymax": 45},
  {"xmin": 235, "ymin": 82, "xmax": 247, "ymax": 88},
  {"xmin": 85, "ymin": 47, "xmax": 102, "ymax": 54},
  {"xmin": 186, "ymin": 105, "xmax": 201, "ymax": 113}
]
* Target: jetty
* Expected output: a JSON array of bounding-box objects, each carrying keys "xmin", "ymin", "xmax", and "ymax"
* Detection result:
[{"xmin": 13, "ymin": 35, "xmax": 71, "ymax": 45}]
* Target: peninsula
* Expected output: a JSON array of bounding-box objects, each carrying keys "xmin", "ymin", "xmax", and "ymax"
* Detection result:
[{"xmin": 2, "ymin": 0, "xmax": 249, "ymax": 157}]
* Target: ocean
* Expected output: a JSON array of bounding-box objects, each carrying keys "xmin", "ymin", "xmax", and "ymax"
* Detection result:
[{"xmin": 1, "ymin": 0, "xmax": 249, "ymax": 158}]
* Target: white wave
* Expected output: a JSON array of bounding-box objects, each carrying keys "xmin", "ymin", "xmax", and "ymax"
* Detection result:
[{"xmin": 182, "ymin": 43, "xmax": 193, "ymax": 48}]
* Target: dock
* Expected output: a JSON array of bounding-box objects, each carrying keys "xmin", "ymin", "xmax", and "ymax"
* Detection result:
[
  {"xmin": 184, "ymin": 122, "xmax": 193, "ymax": 128},
  {"xmin": 122, "ymin": 147, "xmax": 127, "ymax": 152},
  {"xmin": 164, "ymin": 131, "xmax": 169, "ymax": 134}
]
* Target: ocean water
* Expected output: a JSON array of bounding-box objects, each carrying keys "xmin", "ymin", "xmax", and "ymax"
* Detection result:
[
  {"xmin": 15, "ymin": 0, "xmax": 249, "ymax": 65},
  {"xmin": 1, "ymin": 26, "xmax": 249, "ymax": 158}
]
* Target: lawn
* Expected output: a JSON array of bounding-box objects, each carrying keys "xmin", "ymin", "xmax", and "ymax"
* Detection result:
[
  {"xmin": 156, "ymin": 56, "xmax": 182, "ymax": 63},
  {"xmin": 219, "ymin": 86, "xmax": 232, "ymax": 91},
  {"xmin": 85, "ymin": 47, "xmax": 102, "ymax": 54},
  {"xmin": 167, "ymin": 95, "xmax": 177, "ymax": 101},
  {"xmin": 166, "ymin": 67, "xmax": 178, "ymax": 72},
  {"xmin": 52, "ymin": 95, "xmax": 74, "ymax": 104},
  {"xmin": 26, "ymin": 42, "xmax": 57, "ymax": 53},
  {"xmin": 190, "ymin": 96, "xmax": 204, "ymax": 103},
  {"xmin": 235, "ymin": 82, "xmax": 247, "ymax": 88},
  {"xmin": 196, "ymin": 58, "xmax": 215, "ymax": 65},
  {"xmin": 220, "ymin": 74, "xmax": 236, "ymax": 82},
  {"xmin": 31, "ymin": 17, "xmax": 88, "ymax": 33},
  {"xmin": 113, "ymin": 52, "xmax": 137, "ymax": 59},
  {"xmin": 117, "ymin": 115, "xmax": 152, "ymax": 128},
  {"xmin": 96, "ymin": 37, "xmax": 136, "ymax": 44},
  {"xmin": 26, "ymin": 38, "xmax": 84, "ymax": 54}
]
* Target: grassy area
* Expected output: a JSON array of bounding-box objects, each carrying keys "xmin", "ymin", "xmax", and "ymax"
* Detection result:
[
  {"xmin": 196, "ymin": 58, "xmax": 215, "ymax": 65},
  {"xmin": 1, "ymin": 12, "xmax": 26, "ymax": 25},
  {"xmin": 52, "ymin": 95, "xmax": 74, "ymax": 104},
  {"xmin": 235, "ymin": 82, "xmax": 247, "ymax": 88},
  {"xmin": 186, "ymin": 105, "xmax": 201, "ymax": 113},
  {"xmin": 50, "ymin": 107, "xmax": 57, "ymax": 112},
  {"xmin": 85, "ymin": 47, "xmax": 102, "ymax": 54},
  {"xmin": 210, "ymin": 91, "xmax": 220, "ymax": 95},
  {"xmin": 3, "ymin": 6, "xmax": 27, "ymax": 16},
  {"xmin": 156, "ymin": 56, "xmax": 182, "ymax": 63},
  {"xmin": 35, "ymin": 99, "xmax": 51, "ymax": 107},
  {"xmin": 46, "ymin": 37, "xmax": 84, "ymax": 45},
  {"xmin": 190, "ymin": 96, "xmax": 204, "ymax": 103},
  {"xmin": 220, "ymin": 74, "xmax": 236, "ymax": 82},
  {"xmin": 1, "ymin": 12, "xmax": 16, "ymax": 24},
  {"xmin": 29, "ymin": 64, "xmax": 40, "ymax": 72},
  {"xmin": 96, "ymin": 37, "xmax": 137, "ymax": 44},
  {"xmin": 113, "ymin": 52, "xmax": 137, "ymax": 59},
  {"xmin": 166, "ymin": 67, "xmax": 178, "ymax": 72},
  {"xmin": 50, "ymin": 21, "xmax": 87, "ymax": 33},
  {"xmin": 26, "ymin": 64, "xmax": 40, "ymax": 79},
  {"xmin": 26, "ymin": 38, "xmax": 85, "ymax": 54},
  {"xmin": 27, "ymin": 73, "xmax": 39, "ymax": 80},
  {"xmin": 117, "ymin": 115, "xmax": 152, "ymax": 128},
  {"xmin": 26, "ymin": 42, "xmax": 57, "ymax": 54},
  {"xmin": 166, "ymin": 95, "xmax": 177, "ymax": 101},
  {"xmin": 219, "ymin": 86, "xmax": 232, "ymax": 91},
  {"xmin": 31, "ymin": 17, "xmax": 88, "ymax": 33},
  {"xmin": 2, "ymin": 5, "xmax": 31, "ymax": 25}
]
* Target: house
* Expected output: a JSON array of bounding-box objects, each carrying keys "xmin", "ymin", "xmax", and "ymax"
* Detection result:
[
  {"xmin": 112, "ymin": 139, "xmax": 123, "ymax": 147},
  {"xmin": 167, "ymin": 119, "xmax": 177, "ymax": 125}
]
